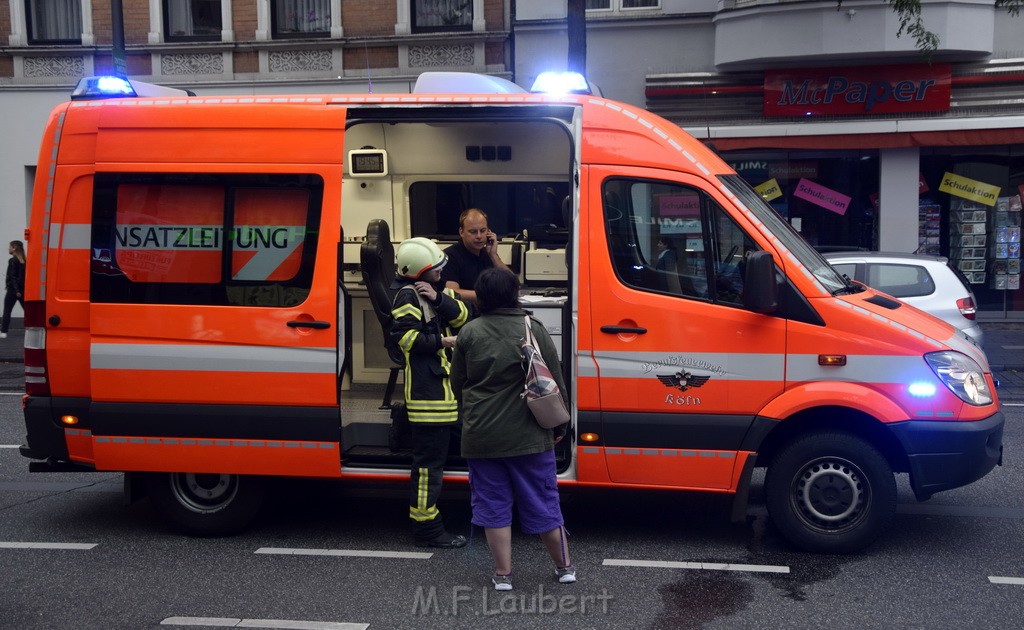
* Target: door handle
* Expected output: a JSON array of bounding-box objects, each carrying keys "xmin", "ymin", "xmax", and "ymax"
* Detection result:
[
  {"xmin": 287, "ymin": 320, "xmax": 331, "ymax": 329},
  {"xmin": 600, "ymin": 325, "xmax": 647, "ymax": 334}
]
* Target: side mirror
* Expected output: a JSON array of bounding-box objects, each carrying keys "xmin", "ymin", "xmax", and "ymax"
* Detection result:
[{"xmin": 743, "ymin": 250, "xmax": 778, "ymax": 314}]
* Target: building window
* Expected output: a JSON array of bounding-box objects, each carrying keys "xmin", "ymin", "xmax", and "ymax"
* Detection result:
[
  {"xmin": 412, "ymin": 0, "xmax": 472, "ymax": 33},
  {"xmin": 271, "ymin": 0, "xmax": 330, "ymax": 38},
  {"xmin": 25, "ymin": 0, "xmax": 82, "ymax": 44},
  {"xmin": 163, "ymin": 0, "xmax": 222, "ymax": 42},
  {"xmin": 586, "ymin": 0, "xmax": 659, "ymax": 11}
]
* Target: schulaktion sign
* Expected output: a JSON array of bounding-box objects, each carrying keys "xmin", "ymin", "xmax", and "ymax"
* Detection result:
[{"xmin": 764, "ymin": 64, "xmax": 951, "ymax": 116}]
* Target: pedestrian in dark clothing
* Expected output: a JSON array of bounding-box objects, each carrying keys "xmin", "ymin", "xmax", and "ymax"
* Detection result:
[{"xmin": 1, "ymin": 240, "xmax": 26, "ymax": 338}]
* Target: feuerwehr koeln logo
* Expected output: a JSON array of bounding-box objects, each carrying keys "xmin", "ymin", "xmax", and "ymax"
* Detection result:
[{"xmin": 657, "ymin": 371, "xmax": 711, "ymax": 392}]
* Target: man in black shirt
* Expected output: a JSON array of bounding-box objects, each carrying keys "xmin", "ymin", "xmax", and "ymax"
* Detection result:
[{"xmin": 441, "ymin": 208, "xmax": 510, "ymax": 308}]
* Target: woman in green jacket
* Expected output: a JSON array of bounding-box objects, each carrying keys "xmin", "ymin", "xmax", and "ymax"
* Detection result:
[{"xmin": 451, "ymin": 267, "xmax": 574, "ymax": 591}]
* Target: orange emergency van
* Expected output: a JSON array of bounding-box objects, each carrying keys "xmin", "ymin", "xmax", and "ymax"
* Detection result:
[{"xmin": 19, "ymin": 73, "xmax": 1003, "ymax": 552}]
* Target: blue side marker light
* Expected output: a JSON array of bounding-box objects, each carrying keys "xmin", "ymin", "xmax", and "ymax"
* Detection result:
[{"xmin": 908, "ymin": 382, "xmax": 937, "ymax": 397}]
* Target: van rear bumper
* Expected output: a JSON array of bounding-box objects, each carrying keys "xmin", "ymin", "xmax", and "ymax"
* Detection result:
[
  {"xmin": 888, "ymin": 411, "xmax": 1004, "ymax": 501},
  {"xmin": 21, "ymin": 395, "xmax": 76, "ymax": 462}
]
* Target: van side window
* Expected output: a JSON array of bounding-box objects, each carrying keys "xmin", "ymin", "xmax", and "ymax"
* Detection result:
[
  {"xmin": 602, "ymin": 178, "xmax": 757, "ymax": 306},
  {"xmin": 91, "ymin": 173, "xmax": 323, "ymax": 307}
]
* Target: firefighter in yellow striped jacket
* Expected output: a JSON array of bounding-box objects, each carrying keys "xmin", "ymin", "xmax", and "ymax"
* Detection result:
[{"xmin": 391, "ymin": 237, "xmax": 470, "ymax": 548}]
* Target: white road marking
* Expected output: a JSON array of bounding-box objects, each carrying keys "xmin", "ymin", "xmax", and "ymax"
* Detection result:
[
  {"xmin": 0, "ymin": 392, "xmax": 23, "ymax": 396},
  {"xmin": 0, "ymin": 541, "xmax": 97, "ymax": 550},
  {"xmin": 255, "ymin": 547, "xmax": 432, "ymax": 560},
  {"xmin": 160, "ymin": 618, "xmax": 368, "ymax": 629},
  {"xmin": 0, "ymin": 444, "xmax": 21, "ymax": 448},
  {"xmin": 989, "ymin": 576, "xmax": 1024, "ymax": 585},
  {"xmin": 603, "ymin": 558, "xmax": 789, "ymax": 574},
  {"xmin": 1000, "ymin": 345, "xmax": 1024, "ymax": 350},
  {"xmin": 1002, "ymin": 403, "xmax": 1024, "ymax": 407}
]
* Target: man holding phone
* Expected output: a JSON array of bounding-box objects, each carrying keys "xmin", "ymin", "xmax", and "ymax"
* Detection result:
[{"xmin": 441, "ymin": 208, "xmax": 510, "ymax": 308}]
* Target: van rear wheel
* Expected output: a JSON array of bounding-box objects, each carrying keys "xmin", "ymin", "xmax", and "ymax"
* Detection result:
[
  {"xmin": 146, "ymin": 472, "xmax": 265, "ymax": 536},
  {"xmin": 765, "ymin": 432, "xmax": 895, "ymax": 553}
]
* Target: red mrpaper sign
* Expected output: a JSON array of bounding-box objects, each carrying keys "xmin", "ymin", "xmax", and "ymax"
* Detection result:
[{"xmin": 764, "ymin": 64, "xmax": 951, "ymax": 117}]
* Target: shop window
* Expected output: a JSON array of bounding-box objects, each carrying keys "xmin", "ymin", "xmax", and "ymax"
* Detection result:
[
  {"xmin": 163, "ymin": 0, "xmax": 222, "ymax": 42},
  {"xmin": 724, "ymin": 151, "xmax": 880, "ymax": 252},
  {"xmin": 921, "ymin": 145, "xmax": 1024, "ymax": 315},
  {"xmin": 25, "ymin": 0, "xmax": 82, "ymax": 44},
  {"xmin": 91, "ymin": 173, "xmax": 323, "ymax": 307},
  {"xmin": 601, "ymin": 177, "xmax": 757, "ymax": 305},
  {"xmin": 271, "ymin": 0, "xmax": 330, "ymax": 38},
  {"xmin": 412, "ymin": 0, "xmax": 473, "ymax": 33}
]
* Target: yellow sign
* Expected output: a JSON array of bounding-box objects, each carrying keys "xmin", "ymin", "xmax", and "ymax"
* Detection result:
[
  {"xmin": 938, "ymin": 172, "xmax": 1000, "ymax": 206},
  {"xmin": 755, "ymin": 178, "xmax": 783, "ymax": 201}
]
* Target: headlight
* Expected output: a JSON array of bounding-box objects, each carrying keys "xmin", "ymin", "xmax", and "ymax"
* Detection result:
[{"xmin": 924, "ymin": 351, "xmax": 992, "ymax": 406}]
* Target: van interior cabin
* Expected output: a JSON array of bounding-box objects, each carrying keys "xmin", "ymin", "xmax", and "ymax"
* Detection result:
[{"xmin": 338, "ymin": 106, "xmax": 576, "ymax": 473}]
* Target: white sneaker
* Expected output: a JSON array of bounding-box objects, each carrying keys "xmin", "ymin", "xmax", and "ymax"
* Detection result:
[
  {"xmin": 492, "ymin": 574, "xmax": 513, "ymax": 591},
  {"xmin": 556, "ymin": 565, "xmax": 576, "ymax": 584},
  {"xmin": 0, "ymin": 332, "xmax": 7, "ymax": 338}
]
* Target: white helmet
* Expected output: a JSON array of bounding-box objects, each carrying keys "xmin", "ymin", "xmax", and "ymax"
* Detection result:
[{"xmin": 396, "ymin": 237, "xmax": 447, "ymax": 279}]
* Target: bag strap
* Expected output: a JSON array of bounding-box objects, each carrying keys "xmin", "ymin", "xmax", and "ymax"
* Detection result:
[{"xmin": 523, "ymin": 315, "xmax": 537, "ymax": 348}]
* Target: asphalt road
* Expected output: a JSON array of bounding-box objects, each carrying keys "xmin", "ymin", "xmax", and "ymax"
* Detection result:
[{"xmin": 1, "ymin": 391, "xmax": 1022, "ymax": 629}]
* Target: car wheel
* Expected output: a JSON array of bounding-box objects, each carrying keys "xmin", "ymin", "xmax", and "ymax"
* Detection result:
[
  {"xmin": 145, "ymin": 472, "xmax": 265, "ymax": 536},
  {"xmin": 765, "ymin": 432, "xmax": 896, "ymax": 553}
]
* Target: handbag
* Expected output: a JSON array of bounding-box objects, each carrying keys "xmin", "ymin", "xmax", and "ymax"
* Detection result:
[{"xmin": 521, "ymin": 315, "xmax": 570, "ymax": 429}]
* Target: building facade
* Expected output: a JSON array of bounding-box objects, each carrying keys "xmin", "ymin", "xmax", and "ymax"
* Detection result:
[
  {"xmin": 3, "ymin": 0, "xmax": 1024, "ymax": 316},
  {"xmin": 515, "ymin": 0, "xmax": 1024, "ymax": 318}
]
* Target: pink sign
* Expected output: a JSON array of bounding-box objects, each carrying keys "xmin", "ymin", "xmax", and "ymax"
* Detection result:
[
  {"xmin": 657, "ymin": 194, "xmax": 700, "ymax": 216},
  {"xmin": 793, "ymin": 178, "xmax": 851, "ymax": 215}
]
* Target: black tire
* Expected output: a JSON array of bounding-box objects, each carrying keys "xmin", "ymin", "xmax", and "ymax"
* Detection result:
[
  {"xmin": 145, "ymin": 472, "xmax": 266, "ymax": 537},
  {"xmin": 765, "ymin": 432, "xmax": 896, "ymax": 553}
]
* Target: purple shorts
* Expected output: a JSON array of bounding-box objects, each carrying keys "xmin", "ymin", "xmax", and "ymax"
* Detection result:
[{"xmin": 468, "ymin": 450, "xmax": 564, "ymax": 534}]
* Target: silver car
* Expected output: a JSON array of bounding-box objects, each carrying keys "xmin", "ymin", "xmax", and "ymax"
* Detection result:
[{"xmin": 823, "ymin": 251, "xmax": 984, "ymax": 345}]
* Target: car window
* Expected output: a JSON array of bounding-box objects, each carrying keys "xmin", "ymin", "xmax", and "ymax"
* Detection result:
[
  {"xmin": 866, "ymin": 263, "xmax": 935, "ymax": 298},
  {"xmin": 830, "ymin": 262, "xmax": 857, "ymax": 279}
]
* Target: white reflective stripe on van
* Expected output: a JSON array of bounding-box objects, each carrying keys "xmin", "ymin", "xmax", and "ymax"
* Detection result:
[
  {"xmin": 577, "ymin": 354, "xmax": 599, "ymax": 378},
  {"xmin": 591, "ymin": 350, "xmax": 939, "ymax": 385},
  {"xmin": 591, "ymin": 352, "xmax": 784, "ymax": 381},
  {"xmin": 786, "ymin": 354, "xmax": 935, "ymax": 384},
  {"xmin": 59, "ymin": 223, "xmax": 91, "ymax": 250},
  {"xmin": 940, "ymin": 329, "xmax": 990, "ymax": 371},
  {"xmin": 91, "ymin": 343, "xmax": 335, "ymax": 373}
]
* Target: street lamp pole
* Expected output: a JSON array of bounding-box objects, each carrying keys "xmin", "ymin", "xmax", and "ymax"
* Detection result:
[{"xmin": 111, "ymin": 0, "xmax": 127, "ymax": 77}]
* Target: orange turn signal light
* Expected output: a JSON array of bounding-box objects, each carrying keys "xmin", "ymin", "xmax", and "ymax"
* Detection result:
[
  {"xmin": 61, "ymin": 415, "xmax": 79, "ymax": 425},
  {"xmin": 818, "ymin": 354, "xmax": 847, "ymax": 367},
  {"xmin": 580, "ymin": 432, "xmax": 599, "ymax": 442}
]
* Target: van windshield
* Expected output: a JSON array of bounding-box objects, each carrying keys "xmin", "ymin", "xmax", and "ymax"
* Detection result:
[{"xmin": 719, "ymin": 174, "xmax": 848, "ymax": 294}]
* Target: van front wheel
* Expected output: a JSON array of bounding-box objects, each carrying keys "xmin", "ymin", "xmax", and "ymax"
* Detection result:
[
  {"xmin": 765, "ymin": 432, "xmax": 896, "ymax": 553},
  {"xmin": 146, "ymin": 472, "xmax": 265, "ymax": 536}
]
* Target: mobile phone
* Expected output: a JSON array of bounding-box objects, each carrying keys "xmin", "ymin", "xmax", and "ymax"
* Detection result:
[{"xmin": 487, "ymin": 236, "xmax": 495, "ymax": 245}]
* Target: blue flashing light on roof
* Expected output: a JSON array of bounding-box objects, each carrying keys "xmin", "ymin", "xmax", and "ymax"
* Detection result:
[
  {"xmin": 71, "ymin": 76, "xmax": 196, "ymax": 100},
  {"xmin": 530, "ymin": 71, "xmax": 592, "ymax": 95}
]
